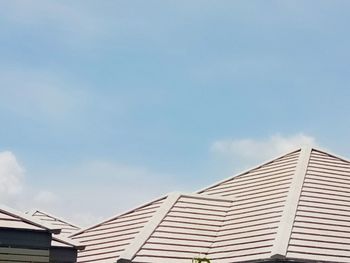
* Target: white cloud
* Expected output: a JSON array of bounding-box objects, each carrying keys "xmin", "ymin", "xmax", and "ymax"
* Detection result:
[
  {"xmin": 0, "ymin": 151, "xmax": 63, "ymax": 222},
  {"xmin": 0, "ymin": 151, "xmax": 25, "ymax": 203},
  {"xmin": 211, "ymin": 133, "xmax": 317, "ymax": 171}
]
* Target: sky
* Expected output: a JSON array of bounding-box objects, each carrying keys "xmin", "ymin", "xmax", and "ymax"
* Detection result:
[{"xmin": 0, "ymin": 1, "xmax": 349, "ymax": 226}]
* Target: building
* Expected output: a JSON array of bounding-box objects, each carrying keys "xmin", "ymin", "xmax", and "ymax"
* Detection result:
[
  {"xmin": 0, "ymin": 205, "xmax": 84, "ymax": 263},
  {"xmin": 71, "ymin": 147, "xmax": 350, "ymax": 263}
]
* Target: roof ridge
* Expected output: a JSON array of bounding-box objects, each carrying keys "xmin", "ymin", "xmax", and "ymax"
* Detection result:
[
  {"xmin": 270, "ymin": 146, "xmax": 312, "ymax": 259},
  {"xmin": 196, "ymin": 147, "xmax": 302, "ymax": 194},
  {"xmin": 116, "ymin": 192, "xmax": 181, "ymax": 263}
]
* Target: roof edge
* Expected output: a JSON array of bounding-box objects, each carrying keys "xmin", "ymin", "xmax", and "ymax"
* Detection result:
[
  {"xmin": 270, "ymin": 253, "xmax": 286, "ymax": 259},
  {"xmin": 52, "ymin": 235, "xmax": 86, "ymax": 250},
  {"xmin": 115, "ymin": 260, "xmax": 130, "ymax": 263}
]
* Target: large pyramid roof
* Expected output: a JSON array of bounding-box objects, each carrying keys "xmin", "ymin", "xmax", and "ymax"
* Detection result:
[{"xmin": 71, "ymin": 147, "xmax": 350, "ymax": 263}]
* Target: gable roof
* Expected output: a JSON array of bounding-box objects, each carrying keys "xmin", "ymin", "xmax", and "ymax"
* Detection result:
[
  {"xmin": 0, "ymin": 205, "xmax": 61, "ymax": 234},
  {"xmin": 29, "ymin": 209, "xmax": 81, "ymax": 236},
  {"xmin": 72, "ymin": 146, "xmax": 350, "ymax": 263},
  {"xmin": 0, "ymin": 205, "xmax": 85, "ymax": 250}
]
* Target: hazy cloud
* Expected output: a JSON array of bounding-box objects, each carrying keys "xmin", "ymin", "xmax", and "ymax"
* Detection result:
[{"xmin": 0, "ymin": 151, "xmax": 62, "ymax": 216}]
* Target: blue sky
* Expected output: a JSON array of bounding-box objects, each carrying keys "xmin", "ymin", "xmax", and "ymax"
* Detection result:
[{"xmin": 0, "ymin": 1, "xmax": 349, "ymax": 225}]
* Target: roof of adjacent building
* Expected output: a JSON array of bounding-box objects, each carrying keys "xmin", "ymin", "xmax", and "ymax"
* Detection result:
[
  {"xmin": 29, "ymin": 209, "xmax": 81, "ymax": 236},
  {"xmin": 0, "ymin": 205, "xmax": 85, "ymax": 250},
  {"xmin": 71, "ymin": 147, "xmax": 350, "ymax": 263},
  {"xmin": 0, "ymin": 204, "xmax": 61, "ymax": 234}
]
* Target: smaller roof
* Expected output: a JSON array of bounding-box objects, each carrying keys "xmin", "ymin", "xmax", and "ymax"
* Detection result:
[
  {"xmin": 0, "ymin": 205, "xmax": 84, "ymax": 250},
  {"xmin": 0, "ymin": 204, "xmax": 61, "ymax": 234},
  {"xmin": 28, "ymin": 209, "xmax": 80, "ymax": 236},
  {"xmin": 26, "ymin": 209, "xmax": 84, "ymax": 250}
]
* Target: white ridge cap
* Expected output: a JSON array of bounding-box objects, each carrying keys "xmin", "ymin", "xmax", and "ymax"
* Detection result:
[
  {"xmin": 270, "ymin": 146, "xmax": 312, "ymax": 258},
  {"xmin": 116, "ymin": 192, "xmax": 182, "ymax": 263}
]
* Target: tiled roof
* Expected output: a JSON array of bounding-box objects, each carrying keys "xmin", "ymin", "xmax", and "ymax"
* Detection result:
[
  {"xmin": 72, "ymin": 147, "xmax": 350, "ymax": 263},
  {"xmin": 29, "ymin": 210, "xmax": 81, "ymax": 236},
  {"xmin": 130, "ymin": 194, "xmax": 233, "ymax": 263}
]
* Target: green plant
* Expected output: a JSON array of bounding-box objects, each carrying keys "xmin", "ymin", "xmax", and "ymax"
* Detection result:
[{"xmin": 192, "ymin": 256, "xmax": 211, "ymax": 263}]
